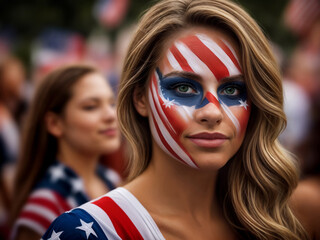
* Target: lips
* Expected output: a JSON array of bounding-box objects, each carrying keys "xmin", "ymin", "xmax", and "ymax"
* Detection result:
[
  {"xmin": 99, "ymin": 128, "xmax": 118, "ymax": 137},
  {"xmin": 187, "ymin": 132, "xmax": 228, "ymax": 148}
]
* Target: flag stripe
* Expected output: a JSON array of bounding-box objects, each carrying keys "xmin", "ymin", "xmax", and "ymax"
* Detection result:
[
  {"xmin": 19, "ymin": 212, "xmax": 52, "ymax": 231},
  {"xmin": 14, "ymin": 219, "xmax": 46, "ymax": 236},
  {"xmin": 167, "ymin": 50, "xmax": 183, "ymax": 71},
  {"xmin": 179, "ymin": 35, "xmax": 229, "ymax": 80},
  {"xmin": 27, "ymin": 197, "xmax": 61, "ymax": 216},
  {"xmin": 221, "ymin": 102, "xmax": 240, "ymax": 134},
  {"xmin": 170, "ymin": 44, "xmax": 194, "ymax": 72},
  {"xmin": 174, "ymin": 41, "xmax": 216, "ymax": 80},
  {"xmin": 149, "ymin": 80, "xmax": 197, "ymax": 168},
  {"xmin": 81, "ymin": 202, "xmax": 122, "ymax": 240},
  {"xmin": 196, "ymin": 34, "xmax": 241, "ymax": 77},
  {"xmin": 109, "ymin": 188, "xmax": 165, "ymax": 240},
  {"xmin": 23, "ymin": 203, "xmax": 58, "ymax": 223},
  {"xmin": 92, "ymin": 197, "xmax": 144, "ymax": 240},
  {"xmin": 218, "ymin": 39, "xmax": 241, "ymax": 72},
  {"xmin": 205, "ymin": 92, "xmax": 220, "ymax": 108},
  {"xmin": 151, "ymin": 74, "xmax": 176, "ymax": 134}
]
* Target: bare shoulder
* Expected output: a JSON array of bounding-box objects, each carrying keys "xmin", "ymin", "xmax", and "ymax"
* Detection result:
[{"xmin": 290, "ymin": 175, "xmax": 320, "ymax": 240}]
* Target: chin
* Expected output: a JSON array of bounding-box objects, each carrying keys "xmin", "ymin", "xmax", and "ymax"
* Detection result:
[
  {"xmin": 101, "ymin": 140, "xmax": 121, "ymax": 154},
  {"xmin": 191, "ymin": 154, "xmax": 231, "ymax": 171}
]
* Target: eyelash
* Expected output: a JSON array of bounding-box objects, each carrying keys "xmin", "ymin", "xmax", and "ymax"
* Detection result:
[
  {"xmin": 171, "ymin": 83, "xmax": 198, "ymax": 95},
  {"xmin": 83, "ymin": 105, "xmax": 97, "ymax": 110},
  {"xmin": 220, "ymin": 86, "xmax": 240, "ymax": 96},
  {"xmin": 219, "ymin": 82, "xmax": 246, "ymax": 97}
]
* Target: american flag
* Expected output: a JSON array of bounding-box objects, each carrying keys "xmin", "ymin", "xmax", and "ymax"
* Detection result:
[
  {"xmin": 31, "ymin": 29, "xmax": 86, "ymax": 79},
  {"xmin": 12, "ymin": 161, "xmax": 118, "ymax": 238},
  {"xmin": 41, "ymin": 187, "xmax": 165, "ymax": 240},
  {"xmin": 93, "ymin": 0, "xmax": 129, "ymax": 29}
]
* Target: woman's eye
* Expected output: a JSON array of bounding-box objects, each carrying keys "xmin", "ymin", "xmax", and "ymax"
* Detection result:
[
  {"xmin": 83, "ymin": 105, "xmax": 97, "ymax": 110},
  {"xmin": 221, "ymin": 86, "xmax": 240, "ymax": 96},
  {"xmin": 174, "ymin": 84, "xmax": 197, "ymax": 94}
]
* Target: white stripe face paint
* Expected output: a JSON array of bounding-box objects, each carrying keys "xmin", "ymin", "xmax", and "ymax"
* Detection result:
[
  {"xmin": 147, "ymin": 29, "xmax": 251, "ymax": 169},
  {"xmin": 149, "ymin": 82, "xmax": 197, "ymax": 168},
  {"xmin": 196, "ymin": 33, "xmax": 241, "ymax": 76}
]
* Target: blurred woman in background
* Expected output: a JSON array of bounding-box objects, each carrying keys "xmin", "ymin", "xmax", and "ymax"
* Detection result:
[
  {"xmin": 0, "ymin": 56, "xmax": 27, "ymax": 239},
  {"xmin": 10, "ymin": 64, "xmax": 121, "ymax": 240}
]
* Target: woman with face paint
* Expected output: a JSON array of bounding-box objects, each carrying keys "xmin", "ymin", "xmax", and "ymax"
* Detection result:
[{"xmin": 42, "ymin": 0, "xmax": 309, "ymax": 240}]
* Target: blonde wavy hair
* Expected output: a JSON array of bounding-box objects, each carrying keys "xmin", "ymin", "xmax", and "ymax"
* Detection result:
[{"xmin": 117, "ymin": 0, "xmax": 309, "ymax": 239}]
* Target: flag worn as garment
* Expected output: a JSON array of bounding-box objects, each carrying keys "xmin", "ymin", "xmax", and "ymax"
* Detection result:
[
  {"xmin": 41, "ymin": 187, "xmax": 165, "ymax": 240},
  {"xmin": 12, "ymin": 161, "xmax": 117, "ymax": 237}
]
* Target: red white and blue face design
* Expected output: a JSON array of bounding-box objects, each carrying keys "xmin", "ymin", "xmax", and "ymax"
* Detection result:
[{"xmin": 148, "ymin": 28, "xmax": 251, "ymax": 169}]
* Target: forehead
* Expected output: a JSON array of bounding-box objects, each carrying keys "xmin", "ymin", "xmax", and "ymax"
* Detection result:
[
  {"xmin": 164, "ymin": 26, "xmax": 239, "ymax": 54},
  {"xmin": 71, "ymin": 72, "xmax": 113, "ymax": 100},
  {"xmin": 158, "ymin": 27, "xmax": 241, "ymax": 78}
]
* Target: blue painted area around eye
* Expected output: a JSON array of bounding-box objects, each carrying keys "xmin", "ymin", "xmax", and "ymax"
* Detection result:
[
  {"xmin": 155, "ymin": 69, "xmax": 247, "ymax": 109},
  {"xmin": 156, "ymin": 68, "xmax": 204, "ymax": 107},
  {"xmin": 217, "ymin": 81, "xmax": 247, "ymax": 106}
]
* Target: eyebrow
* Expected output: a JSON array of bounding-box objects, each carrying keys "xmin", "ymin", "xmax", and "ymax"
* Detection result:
[
  {"xmin": 163, "ymin": 71, "xmax": 203, "ymax": 81},
  {"xmin": 79, "ymin": 96, "xmax": 115, "ymax": 103},
  {"xmin": 219, "ymin": 74, "xmax": 244, "ymax": 83},
  {"xmin": 163, "ymin": 71, "xmax": 244, "ymax": 84}
]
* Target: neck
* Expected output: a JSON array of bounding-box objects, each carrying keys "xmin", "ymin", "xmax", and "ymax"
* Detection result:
[
  {"xmin": 126, "ymin": 146, "xmax": 220, "ymax": 220},
  {"xmin": 57, "ymin": 141, "xmax": 99, "ymax": 182}
]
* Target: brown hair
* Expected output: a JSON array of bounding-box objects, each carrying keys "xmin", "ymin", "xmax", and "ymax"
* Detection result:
[{"xmin": 117, "ymin": 0, "xmax": 309, "ymax": 239}]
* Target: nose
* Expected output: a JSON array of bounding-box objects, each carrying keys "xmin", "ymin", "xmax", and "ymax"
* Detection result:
[
  {"xmin": 102, "ymin": 104, "xmax": 117, "ymax": 122},
  {"xmin": 194, "ymin": 95, "xmax": 222, "ymax": 127}
]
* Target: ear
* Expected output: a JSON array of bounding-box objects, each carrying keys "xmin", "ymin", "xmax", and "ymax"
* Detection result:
[
  {"xmin": 45, "ymin": 112, "xmax": 63, "ymax": 138},
  {"xmin": 133, "ymin": 86, "xmax": 149, "ymax": 117}
]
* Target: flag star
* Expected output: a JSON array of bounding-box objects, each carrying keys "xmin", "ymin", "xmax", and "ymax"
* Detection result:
[
  {"xmin": 239, "ymin": 99, "xmax": 249, "ymax": 110},
  {"xmin": 76, "ymin": 219, "xmax": 98, "ymax": 239},
  {"xmin": 49, "ymin": 165, "xmax": 65, "ymax": 182},
  {"xmin": 70, "ymin": 178, "xmax": 84, "ymax": 194},
  {"xmin": 163, "ymin": 99, "xmax": 175, "ymax": 108},
  {"xmin": 47, "ymin": 230, "xmax": 63, "ymax": 240}
]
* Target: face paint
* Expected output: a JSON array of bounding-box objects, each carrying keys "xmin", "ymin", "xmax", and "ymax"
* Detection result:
[{"xmin": 148, "ymin": 31, "xmax": 251, "ymax": 168}]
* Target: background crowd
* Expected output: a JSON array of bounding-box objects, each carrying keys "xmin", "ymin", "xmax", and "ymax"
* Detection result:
[{"xmin": 0, "ymin": 0, "xmax": 319, "ymax": 239}]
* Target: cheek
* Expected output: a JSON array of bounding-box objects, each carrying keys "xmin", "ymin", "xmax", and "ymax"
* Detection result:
[
  {"xmin": 161, "ymin": 105, "xmax": 192, "ymax": 135},
  {"xmin": 65, "ymin": 112, "xmax": 98, "ymax": 134},
  {"xmin": 149, "ymin": 75, "xmax": 192, "ymax": 139},
  {"xmin": 229, "ymin": 106, "xmax": 251, "ymax": 136}
]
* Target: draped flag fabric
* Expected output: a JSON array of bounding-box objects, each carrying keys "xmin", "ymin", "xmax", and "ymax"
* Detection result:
[
  {"xmin": 41, "ymin": 187, "xmax": 165, "ymax": 240},
  {"xmin": 12, "ymin": 161, "xmax": 117, "ymax": 237}
]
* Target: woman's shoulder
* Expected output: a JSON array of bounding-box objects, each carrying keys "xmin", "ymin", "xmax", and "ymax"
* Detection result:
[
  {"xmin": 290, "ymin": 175, "xmax": 320, "ymax": 239},
  {"xmin": 41, "ymin": 188, "xmax": 129, "ymax": 240},
  {"xmin": 41, "ymin": 208, "xmax": 113, "ymax": 240},
  {"xmin": 42, "ymin": 187, "xmax": 165, "ymax": 240}
]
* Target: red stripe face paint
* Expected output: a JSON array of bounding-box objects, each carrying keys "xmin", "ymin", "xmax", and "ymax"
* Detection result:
[{"xmin": 148, "ymin": 28, "xmax": 251, "ymax": 169}]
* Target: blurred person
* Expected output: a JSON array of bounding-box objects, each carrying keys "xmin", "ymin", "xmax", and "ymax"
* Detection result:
[
  {"xmin": 0, "ymin": 56, "xmax": 27, "ymax": 240},
  {"xmin": 287, "ymin": 47, "xmax": 320, "ymax": 239},
  {"xmin": 284, "ymin": 1, "xmax": 320, "ymax": 238},
  {"xmin": 0, "ymin": 56, "xmax": 26, "ymax": 164},
  {"xmin": 42, "ymin": 0, "xmax": 309, "ymax": 239},
  {"xmin": 9, "ymin": 64, "xmax": 121, "ymax": 240}
]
